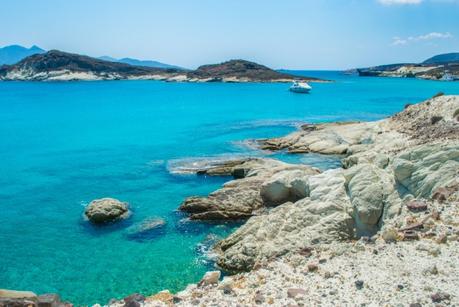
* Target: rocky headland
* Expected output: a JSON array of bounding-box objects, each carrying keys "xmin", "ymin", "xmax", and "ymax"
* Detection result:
[
  {"xmin": 136, "ymin": 94, "xmax": 458, "ymax": 306},
  {"xmin": 0, "ymin": 50, "xmax": 323, "ymax": 83},
  {"xmin": 2, "ymin": 95, "xmax": 458, "ymax": 306},
  {"xmin": 356, "ymin": 52, "xmax": 459, "ymax": 81}
]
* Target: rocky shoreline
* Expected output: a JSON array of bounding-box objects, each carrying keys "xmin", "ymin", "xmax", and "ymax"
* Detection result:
[{"xmin": 2, "ymin": 95, "xmax": 458, "ymax": 306}]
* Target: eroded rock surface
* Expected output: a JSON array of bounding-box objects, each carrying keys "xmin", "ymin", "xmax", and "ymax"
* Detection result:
[{"xmin": 179, "ymin": 159, "xmax": 319, "ymax": 220}]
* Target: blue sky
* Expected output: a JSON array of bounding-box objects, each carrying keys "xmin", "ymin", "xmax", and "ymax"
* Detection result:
[{"xmin": 1, "ymin": 0, "xmax": 458, "ymax": 69}]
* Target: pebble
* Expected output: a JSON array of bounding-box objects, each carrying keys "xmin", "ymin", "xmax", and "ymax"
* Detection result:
[
  {"xmin": 287, "ymin": 288, "xmax": 306, "ymax": 298},
  {"xmin": 307, "ymin": 262, "xmax": 319, "ymax": 272},
  {"xmin": 431, "ymin": 292, "xmax": 450, "ymax": 303},
  {"xmin": 423, "ymin": 265, "xmax": 438, "ymax": 276},
  {"xmin": 355, "ymin": 280, "xmax": 364, "ymax": 290},
  {"xmin": 436, "ymin": 233, "xmax": 447, "ymax": 244},
  {"xmin": 254, "ymin": 292, "xmax": 264, "ymax": 304}
]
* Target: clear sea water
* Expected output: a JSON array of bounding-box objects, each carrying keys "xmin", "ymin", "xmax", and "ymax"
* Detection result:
[{"xmin": 1, "ymin": 71, "xmax": 458, "ymax": 305}]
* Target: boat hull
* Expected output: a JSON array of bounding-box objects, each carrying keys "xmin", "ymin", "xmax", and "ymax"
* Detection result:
[{"xmin": 289, "ymin": 87, "xmax": 311, "ymax": 93}]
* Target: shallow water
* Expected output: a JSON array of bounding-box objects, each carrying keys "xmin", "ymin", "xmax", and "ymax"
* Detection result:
[{"xmin": 0, "ymin": 72, "xmax": 458, "ymax": 305}]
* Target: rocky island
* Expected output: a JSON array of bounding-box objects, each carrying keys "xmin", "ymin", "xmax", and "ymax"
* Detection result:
[
  {"xmin": 0, "ymin": 50, "xmax": 323, "ymax": 83},
  {"xmin": 357, "ymin": 52, "xmax": 459, "ymax": 81}
]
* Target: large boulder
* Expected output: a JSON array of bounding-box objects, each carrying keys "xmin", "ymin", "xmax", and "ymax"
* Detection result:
[
  {"xmin": 179, "ymin": 179, "xmax": 264, "ymax": 220},
  {"xmin": 85, "ymin": 198, "xmax": 130, "ymax": 224},
  {"xmin": 260, "ymin": 169, "xmax": 313, "ymax": 206},
  {"xmin": 345, "ymin": 164, "xmax": 401, "ymax": 236}
]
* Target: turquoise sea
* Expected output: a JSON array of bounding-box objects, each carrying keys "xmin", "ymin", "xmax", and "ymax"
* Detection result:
[{"xmin": 1, "ymin": 71, "xmax": 458, "ymax": 305}]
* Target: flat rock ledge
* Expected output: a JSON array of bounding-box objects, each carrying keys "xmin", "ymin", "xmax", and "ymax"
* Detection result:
[
  {"xmin": 84, "ymin": 198, "xmax": 130, "ymax": 224},
  {"xmin": 258, "ymin": 94, "xmax": 459, "ymax": 157},
  {"xmin": 178, "ymin": 158, "xmax": 320, "ymax": 220},
  {"xmin": 0, "ymin": 289, "xmax": 70, "ymax": 307}
]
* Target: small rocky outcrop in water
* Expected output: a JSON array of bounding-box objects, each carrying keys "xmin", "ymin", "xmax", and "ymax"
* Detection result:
[
  {"xmin": 184, "ymin": 59, "xmax": 323, "ymax": 83},
  {"xmin": 84, "ymin": 198, "xmax": 130, "ymax": 224}
]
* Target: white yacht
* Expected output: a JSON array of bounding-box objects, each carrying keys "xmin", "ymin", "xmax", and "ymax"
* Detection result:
[{"xmin": 289, "ymin": 81, "xmax": 312, "ymax": 93}]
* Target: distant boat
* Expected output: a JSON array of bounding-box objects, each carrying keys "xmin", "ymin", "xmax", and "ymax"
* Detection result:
[{"xmin": 289, "ymin": 81, "xmax": 312, "ymax": 93}]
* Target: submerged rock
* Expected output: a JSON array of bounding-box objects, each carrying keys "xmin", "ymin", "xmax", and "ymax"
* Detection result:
[
  {"xmin": 85, "ymin": 198, "xmax": 130, "ymax": 224},
  {"xmin": 125, "ymin": 217, "xmax": 167, "ymax": 240}
]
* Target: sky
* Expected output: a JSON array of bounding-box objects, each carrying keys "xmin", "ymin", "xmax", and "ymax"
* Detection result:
[{"xmin": 1, "ymin": 0, "xmax": 458, "ymax": 69}]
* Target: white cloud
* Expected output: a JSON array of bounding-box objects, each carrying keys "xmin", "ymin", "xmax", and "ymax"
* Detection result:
[
  {"xmin": 378, "ymin": 0, "xmax": 423, "ymax": 5},
  {"xmin": 417, "ymin": 32, "xmax": 453, "ymax": 40},
  {"xmin": 391, "ymin": 32, "xmax": 453, "ymax": 45}
]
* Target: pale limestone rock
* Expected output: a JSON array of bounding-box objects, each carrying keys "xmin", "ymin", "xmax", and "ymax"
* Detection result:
[
  {"xmin": 260, "ymin": 121, "xmax": 381, "ymax": 155},
  {"xmin": 0, "ymin": 289, "xmax": 37, "ymax": 299},
  {"xmin": 179, "ymin": 159, "xmax": 318, "ymax": 220},
  {"xmin": 392, "ymin": 144, "xmax": 459, "ymax": 198},
  {"xmin": 345, "ymin": 163, "xmax": 402, "ymax": 235},
  {"xmin": 215, "ymin": 198, "xmax": 354, "ymax": 272},
  {"xmin": 198, "ymin": 271, "xmax": 221, "ymax": 287},
  {"xmin": 260, "ymin": 169, "xmax": 313, "ymax": 205}
]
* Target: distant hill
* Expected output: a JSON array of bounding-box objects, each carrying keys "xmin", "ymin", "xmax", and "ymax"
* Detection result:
[
  {"xmin": 423, "ymin": 53, "xmax": 459, "ymax": 65},
  {"xmin": 0, "ymin": 50, "xmax": 180, "ymax": 81},
  {"xmin": 99, "ymin": 55, "xmax": 184, "ymax": 70},
  {"xmin": 0, "ymin": 50, "xmax": 325, "ymax": 82},
  {"xmin": 186, "ymin": 59, "xmax": 323, "ymax": 82},
  {"xmin": 0, "ymin": 45, "xmax": 45, "ymax": 65},
  {"xmin": 356, "ymin": 52, "xmax": 459, "ymax": 81}
]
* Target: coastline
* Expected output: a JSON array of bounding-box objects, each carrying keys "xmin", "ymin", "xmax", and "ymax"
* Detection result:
[
  {"xmin": 2, "ymin": 94, "xmax": 459, "ymax": 306},
  {"xmin": 0, "ymin": 51, "xmax": 329, "ymax": 83},
  {"xmin": 128, "ymin": 94, "xmax": 459, "ymax": 306},
  {"xmin": 0, "ymin": 71, "xmax": 330, "ymax": 83}
]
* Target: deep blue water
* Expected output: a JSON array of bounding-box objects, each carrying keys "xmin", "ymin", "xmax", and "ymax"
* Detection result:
[{"xmin": 1, "ymin": 72, "xmax": 458, "ymax": 305}]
